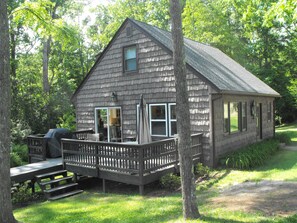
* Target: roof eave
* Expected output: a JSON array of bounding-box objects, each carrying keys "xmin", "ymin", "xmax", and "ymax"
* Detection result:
[{"xmin": 213, "ymin": 90, "xmax": 281, "ymax": 98}]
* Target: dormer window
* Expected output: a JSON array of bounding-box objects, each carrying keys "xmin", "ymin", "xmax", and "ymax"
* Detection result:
[{"xmin": 123, "ymin": 45, "xmax": 137, "ymax": 72}]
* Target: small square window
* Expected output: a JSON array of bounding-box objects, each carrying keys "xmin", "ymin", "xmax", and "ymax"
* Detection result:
[{"xmin": 123, "ymin": 45, "xmax": 137, "ymax": 72}]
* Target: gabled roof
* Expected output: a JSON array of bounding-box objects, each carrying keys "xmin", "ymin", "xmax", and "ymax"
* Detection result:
[
  {"xmin": 130, "ymin": 19, "xmax": 280, "ymax": 97},
  {"xmin": 72, "ymin": 18, "xmax": 280, "ymax": 101}
]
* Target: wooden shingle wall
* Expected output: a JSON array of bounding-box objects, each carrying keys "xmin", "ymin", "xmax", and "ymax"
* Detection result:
[
  {"xmin": 74, "ymin": 22, "xmax": 211, "ymax": 163},
  {"xmin": 213, "ymin": 95, "xmax": 275, "ymax": 162}
]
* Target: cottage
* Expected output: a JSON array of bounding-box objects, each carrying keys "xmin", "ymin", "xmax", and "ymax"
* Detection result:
[{"xmin": 72, "ymin": 18, "xmax": 280, "ymax": 167}]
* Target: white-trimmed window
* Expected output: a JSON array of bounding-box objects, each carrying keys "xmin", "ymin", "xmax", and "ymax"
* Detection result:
[
  {"xmin": 169, "ymin": 103, "xmax": 177, "ymax": 136},
  {"xmin": 241, "ymin": 102, "xmax": 247, "ymax": 131},
  {"xmin": 149, "ymin": 104, "xmax": 167, "ymax": 137},
  {"xmin": 123, "ymin": 45, "xmax": 137, "ymax": 72}
]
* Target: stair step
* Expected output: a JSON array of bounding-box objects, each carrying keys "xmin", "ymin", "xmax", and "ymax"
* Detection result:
[
  {"xmin": 44, "ymin": 183, "xmax": 78, "ymax": 194},
  {"xmin": 48, "ymin": 190, "xmax": 83, "ymax": 201},
  {"xmin": 39, "ymin": 176, "xmax": 73, "ymax": 187},
  {"xmin": 35, "ymin": 170, "xmax": 67, "ymax": 180}
]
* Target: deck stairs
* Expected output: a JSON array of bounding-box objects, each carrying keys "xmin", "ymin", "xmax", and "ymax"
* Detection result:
[{"xmin": 35, "ymin": 170, "xmax": 83, "ymax": 201}]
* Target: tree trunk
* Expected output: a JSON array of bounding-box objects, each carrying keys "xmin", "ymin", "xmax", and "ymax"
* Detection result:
[
  {"xmin": 42, "ymin": 37, "xmax": 51, "ymax": 94},
  {"xmin": 170, "ymin": 0, "xmax": 200, "ymax": 219},
  {"xmin": 0, "ymin": 0, "xmax": 17, "ymax": 222}
]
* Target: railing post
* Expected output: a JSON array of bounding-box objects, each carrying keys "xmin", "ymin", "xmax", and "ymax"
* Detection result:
[
  {"xmin": 139, "ymin": 146, "xmax": 144, "ymax": 195},
  {"xmin": 96, "ymin": 145, "xmax": 99, "ymax": 177},
  {"xmin": 42, "ymin": 138, "xmax": 47, "ymax": 161},
  {"xmin": 61, "ymin": 140, "xmax": 65, "ymax": 170},
  {"xmin": 174, "ymin": 137, "xmax": 179, "ymax": 171}
]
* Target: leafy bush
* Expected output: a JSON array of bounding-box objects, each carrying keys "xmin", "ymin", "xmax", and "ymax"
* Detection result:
[
  {"xmin": 10, "ymin": 152, "xmax": 23, "ymax": 167},
  {"xmin": 12, "ymin": 144, "xmax": 28, "ymax": 163},
  {"xmin": 57, "ymin": 111, "xmax": 76, "ymax": 132},
  {"xmin": 194, "ymin": 163, "xmax": 210, "ymax": 178},
  {"xmin": 160, "ymin": 173, "xmax": 181, "ymax": 191},
  {"xmin": 275, "ymin": 132, "xmax": 291, "ymax": 145},
  {"xmin": 12, "ymin": 183, "xmax": 34, "ymax": 204},
  {"xmin": 11, "ymin": 120, "xmax": 31, "ymax": 144},
  {"xmin": 220, "ymin": 139, "xmax": 279, "ymax": 169}
]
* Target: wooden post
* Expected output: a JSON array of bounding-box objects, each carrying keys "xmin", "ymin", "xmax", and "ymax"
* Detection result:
[
  {"xmin": 42, "ymin": 138, "xmax": 47, "ymax": 161},
  {"xmin": 139, "ymin": 146, "xmax": 144, "ymax": 195},
  {"xmin": 30, "ymin": 179, "xmax": 35, "ymax": 193}
]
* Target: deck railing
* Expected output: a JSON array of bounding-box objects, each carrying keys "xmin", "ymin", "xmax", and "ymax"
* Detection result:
[
  {"xmin": 27, "ymin": 135, "xmax": 47, "ymax": 163},
  {"xmin": 61, "ymin": 133, "xmax": 203, "ymax": 177},
  {"xmin": 27, "ymin": 129, "xmax": 95, "ymax": 163}
]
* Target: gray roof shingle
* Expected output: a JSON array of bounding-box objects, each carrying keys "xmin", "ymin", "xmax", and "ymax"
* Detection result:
[{"xmin": 130, "ymin": 19, "xmax": 280, "ymax": 97}]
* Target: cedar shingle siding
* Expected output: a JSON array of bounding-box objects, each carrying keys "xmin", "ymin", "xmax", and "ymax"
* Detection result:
[{"xmin": 73, "ymin": 19, "xmax": 279, "ymax": 166}]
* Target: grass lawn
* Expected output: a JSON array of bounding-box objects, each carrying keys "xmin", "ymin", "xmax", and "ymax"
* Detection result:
[
  {"xmin": 14, "ymin": 123, "xmax": 297, "ymax": 223},
  {"xmin": 276, "ymin": 122, "xmax": 297, "ymax": 144}
]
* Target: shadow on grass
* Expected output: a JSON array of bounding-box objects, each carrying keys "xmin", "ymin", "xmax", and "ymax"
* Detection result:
[{"xmin": 196, "ymin": 169, "xmax": 231, "ymax": 192}]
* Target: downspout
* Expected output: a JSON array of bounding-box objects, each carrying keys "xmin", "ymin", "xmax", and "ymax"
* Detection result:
[{"xmin": 210, "ymin": 93, "xmax": 222, "ymax": 168}]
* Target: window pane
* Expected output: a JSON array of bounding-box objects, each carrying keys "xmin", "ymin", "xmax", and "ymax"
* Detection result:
[
  {"xmin": 151, "ymin": 105, "xmax": 166, "ymax": 119},
  {"xmin": 171, "ymin": 121, "xmax": 177, "ymax": 136},
  {"xmin": 242, "ymin": 102, "xmax": 247, "ymax": 131},
  {"xmin": 230, "ymin": 102, "xmax": 239, "ymax": 132},
  {"xmin": 124, "ymin": 47, "xmax": 136, "ymax": 59},
  {"xmin": 96, "ymin": 109, "xmax": 108, "ymax": 141},
  {"xmin": 125, "ymin": 59, "xmax": 136, "ymax": 71},
  {"xmin": 224, "ymin": 102, "xmax": 229, "ymax": 133},
  {"xmin": 170, "ymin": 104, "xmax": 176, "ymax": 119},
  {"xmin": 152, "ymin": 122, "xmax": 166, "ymax": 135}
]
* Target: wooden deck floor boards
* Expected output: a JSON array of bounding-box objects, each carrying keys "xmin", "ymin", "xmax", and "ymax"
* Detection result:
[{"xmin": 10, "ymin": 158, "xmax": 63, "ymax": 183}]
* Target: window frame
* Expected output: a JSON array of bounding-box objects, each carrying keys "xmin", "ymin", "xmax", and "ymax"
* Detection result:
[
  {"xmin": 224, "ymin": 101, "xmax": 247, "ymax": 134},
  {"xmin": 241, "ymin": 102, "xmax": 247, "ymax": 131},
  {"xmin": 223, "ymin": 102, "xmax": 230, "ymax": 134},
  {"xmin": 149, "ymin": 103, "xmax": 168, "ymax": 137},
  {"xmin": 168, "ymin": 103, "xmax": 177, "ymax": 136},
  {"xmin": 123, "ymin": 44, "xmax": 138, "ymax": 73}
]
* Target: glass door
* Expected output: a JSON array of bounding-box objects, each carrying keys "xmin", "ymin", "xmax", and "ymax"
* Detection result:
[{"xmin": 95, "ymin": 107, "xmax": 122, "ymax": 142}]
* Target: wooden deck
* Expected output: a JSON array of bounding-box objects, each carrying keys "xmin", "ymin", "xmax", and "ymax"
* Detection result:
[
  {"xmin": 61, "ymin": 133, "xmax": 203, "ymax": 194},
  {"xmin": 10, "ymin": 158, "xmax": 63, "ymax": 184}
]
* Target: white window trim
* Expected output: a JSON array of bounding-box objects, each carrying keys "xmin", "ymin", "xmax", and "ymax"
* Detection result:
[
  {"xmin": 94, "ymin": 107, "xmax": 122, "ymax": 142},
  {"xmin": 149, "ymin": 103, "xmax": 168, "ymax": 137},
  {"xmin": 168, "ymin": 103, "xmax": 176, "ymax": 136}
]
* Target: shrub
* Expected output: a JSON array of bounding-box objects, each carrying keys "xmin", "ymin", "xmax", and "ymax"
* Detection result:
[
  {"xmin": 11, "ymin": 120, "xmax": 31, "ymax": 144},
  {"xmin": 10, "ymin": 152, "xmax": 23, "ymax": 167},
  {"xmin": 220, "ymin": 139, "xmax": 279, "ymax": 169},
  {"xmin": 12, "ymin": 183, "xmax": 33, "ymax": 204},
  {"xmin": 194, "ymin": 163, "xmax": 210, "ymax": 178},
  {"xmin": 275, "ymin": 132, "xmax": 291, "ymax": 145},
  {"xmin": 12, "ymin": 144, "xmax": 28, "ymax": 163},
  {"xmin": 160, "ymin": 173, "xmax": 181, "ymax": 191}
]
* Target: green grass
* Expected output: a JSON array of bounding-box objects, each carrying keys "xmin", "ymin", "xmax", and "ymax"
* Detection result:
[
  {"xmin": 14, "ymin": 123, "xmax": 297, "ymax": 223},
  {"xmin": 276, "ymin": 122, "xmax": 297, "ymax": 144}
]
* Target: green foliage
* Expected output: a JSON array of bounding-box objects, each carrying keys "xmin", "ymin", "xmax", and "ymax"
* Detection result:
[
  {"xmin": 57, "ymin": 111, "xmax": 76, "ymax": 131},
  {"xmin": 194, "ymin": 163, "xmax": 210, "ymax": 178},
  {"xmin": 11, "ymin": 120, "xmax": 31, "ymax": 144},
  {"xmin": 10, "ymin": 152, "xmax": 23, "ymax": 168},
  {"xmin": 159, "ymin": 173, "xmax": 181, "ymax": 191},
  {"xmin": 275, "ymin": 132, "xmax": 292, "ymax": 145},
  {"xmin": 220, "ymin": 139, "xmax": 280, "ymax": 169},
  {"xmin": 12, "ymin": 144, "xmax": 28, "ymax": 163},
  {"xmin": 12, "ymin": 183, "xmax": 35, "ymax": 204}
]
